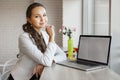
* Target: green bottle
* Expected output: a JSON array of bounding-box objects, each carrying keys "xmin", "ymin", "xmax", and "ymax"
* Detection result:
[{"xmin": 68, "ymin": 38, "xmax": 73, "ymax": 57}]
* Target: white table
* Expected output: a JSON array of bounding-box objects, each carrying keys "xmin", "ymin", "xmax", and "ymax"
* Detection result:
[{"xmin": 40, "ymin": 64, "xmax": 120, "ymax": 80}]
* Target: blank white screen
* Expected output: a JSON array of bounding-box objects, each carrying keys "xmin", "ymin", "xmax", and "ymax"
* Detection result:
[{"xmin": 78, "ymin": 36, "xmax": 110, "ymax": 63}]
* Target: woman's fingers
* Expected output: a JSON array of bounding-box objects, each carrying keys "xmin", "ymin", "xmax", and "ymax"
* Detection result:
[
  {"xmin": 36, "ymin": 65, "xmax": 44, "ymax": 75},
  {"xmin": 46, "ymin": 25, "xmax": 55, "ymax": 42},
  {"xmin": 46, "ymin": 25, "xmax": 55, "ymax": 36},
  {"xmin": 32, "ymin": 64, "xmax": 44, "ymax": 76},
  {"xmin": 32, "ymin": 66, "xmax": 36, "ymax": 74}
]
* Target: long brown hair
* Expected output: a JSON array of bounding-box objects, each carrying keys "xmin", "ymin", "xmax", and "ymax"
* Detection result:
[{"xmin": 22, "ymin": 3, "xmax": 46, "ymax": 53}]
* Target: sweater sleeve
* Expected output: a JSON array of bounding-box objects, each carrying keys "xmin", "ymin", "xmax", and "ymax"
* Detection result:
[
  {"xmin": 53, "ymin": 43, "xmax": 67, "ymax": 63},
  {"xmin": 19, "ymin": 33, "xmax": 57, "ymax": 66}
]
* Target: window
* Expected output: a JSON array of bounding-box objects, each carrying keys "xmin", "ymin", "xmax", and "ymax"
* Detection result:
[{"xmin": 82, "ymin": 0, "xmax": 111, "ymax": 35}]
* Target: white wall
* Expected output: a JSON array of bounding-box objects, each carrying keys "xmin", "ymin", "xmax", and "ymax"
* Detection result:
[
  {"xmin": 63, "ymin": 0, "xmax": 82, "ymax": 50},
  {"xmin": 110, "ymin": 0, "xmax": 120, "ymax": 74},
  {"xmin": 0, "ymin": 0, "xmax": 33, "ymax": 65}
]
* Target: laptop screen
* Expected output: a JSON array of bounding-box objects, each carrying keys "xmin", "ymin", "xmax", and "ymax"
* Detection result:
[{"xmin": 77, "ymin": 35, "xmax": 111, "ymax": 64}]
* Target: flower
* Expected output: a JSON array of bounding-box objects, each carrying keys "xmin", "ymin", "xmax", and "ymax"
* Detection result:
[{"xmin": 59, "ymin": 26, "xmax": 76, "ymax": 39}]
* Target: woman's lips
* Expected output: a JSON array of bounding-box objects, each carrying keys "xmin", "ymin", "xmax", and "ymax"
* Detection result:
[{"xmin": 40, "ymin": 23, "xmax": 44, "ymax": 25}]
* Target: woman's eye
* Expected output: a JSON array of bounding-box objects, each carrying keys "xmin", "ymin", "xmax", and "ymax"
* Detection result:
[{"xmin": 35, "ymin": 16, "xmax": 39, "ymax": 18}]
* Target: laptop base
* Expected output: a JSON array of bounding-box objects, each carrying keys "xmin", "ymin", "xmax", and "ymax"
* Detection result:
[{"xmin": 57, "ymin": 60, "xmax": 107, "ymax": 71}]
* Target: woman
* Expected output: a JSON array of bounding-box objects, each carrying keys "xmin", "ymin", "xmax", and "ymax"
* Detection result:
[{"xmin": 7, "ymin": 2, "xmax": 67, "ymax": 80}]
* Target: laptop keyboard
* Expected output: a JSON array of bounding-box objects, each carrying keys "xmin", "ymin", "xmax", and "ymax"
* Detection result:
[{"xmin": 76, "ymin": 60, "xmax": 100, "ymax": 67}]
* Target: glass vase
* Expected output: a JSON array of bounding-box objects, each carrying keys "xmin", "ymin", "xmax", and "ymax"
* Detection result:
[{"xmin": 68, "ymin": 38, "xmax": 73, "ymax": 58}]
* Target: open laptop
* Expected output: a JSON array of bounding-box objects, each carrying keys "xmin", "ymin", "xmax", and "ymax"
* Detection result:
[{"xmin": 57, "ymin": 35, "xmax": 111, "ymax": 71}]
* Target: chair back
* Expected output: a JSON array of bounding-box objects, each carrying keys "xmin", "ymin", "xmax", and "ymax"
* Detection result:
[{"xmin": 0, "ymin": 58, "xmax": 18, "ymax": 80}]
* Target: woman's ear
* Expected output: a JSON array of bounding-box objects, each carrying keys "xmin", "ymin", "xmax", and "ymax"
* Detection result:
[{"xmin": 27, "ymin": 18, "xmax": 32, "ymax": 24}]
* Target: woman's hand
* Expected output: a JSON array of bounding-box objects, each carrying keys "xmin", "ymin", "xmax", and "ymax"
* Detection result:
[
  {"xmin": 46, "ymin": 25, "xmax": 55, "ymax": 42},
  {"xmin": 32, "ymin": 64, "xmax": 44, "ymax": 78}
]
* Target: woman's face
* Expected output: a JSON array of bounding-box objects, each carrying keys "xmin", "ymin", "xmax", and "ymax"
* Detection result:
[{"xmin": 28, "ymin": 6, "xmax": 48, "ymax": 31}]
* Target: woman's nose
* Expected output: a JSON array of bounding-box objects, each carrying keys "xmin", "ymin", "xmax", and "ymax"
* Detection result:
[{"xmin": 40, "ymin": 16, "xmax": 44, "ymax": 21}]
